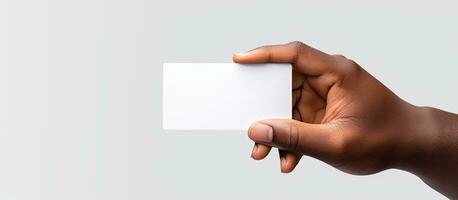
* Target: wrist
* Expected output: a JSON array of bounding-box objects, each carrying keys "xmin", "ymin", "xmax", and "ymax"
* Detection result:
[
  {"xmin": 394, "ymin": 105, "xmax": 458, "ymax": 197},
  {"xmin": 391, "ymin": 105, "xmax": 440, "ymax": 171}
]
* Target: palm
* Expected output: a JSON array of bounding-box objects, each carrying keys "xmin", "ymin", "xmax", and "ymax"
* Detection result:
[
  {"xmin": 293, "ymin": 69, "xmax": 352, "ymax": 125},
  {"xmin": 292, "ymin": 70, "xmax": 327, "ymax": 124}
]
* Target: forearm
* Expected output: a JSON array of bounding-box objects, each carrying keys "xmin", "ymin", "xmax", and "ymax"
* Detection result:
[{"xmin": 397, "ymin": 106, "xmax": 458, "ymax": 198}]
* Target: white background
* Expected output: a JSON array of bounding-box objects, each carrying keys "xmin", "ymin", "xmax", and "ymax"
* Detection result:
[{"xmin": 0, "ymin": 0, "xmax": 457, "ymax": 199}]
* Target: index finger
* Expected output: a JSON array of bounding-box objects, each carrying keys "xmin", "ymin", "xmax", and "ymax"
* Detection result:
[{"xmin": 233, "ymin": 41, "xmax": 334, "ymax": 76}]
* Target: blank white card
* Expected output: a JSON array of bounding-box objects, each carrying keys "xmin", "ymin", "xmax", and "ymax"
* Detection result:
[{"xmin": 163, "ymin": 63, "xmax": 291, "ymax": 131}]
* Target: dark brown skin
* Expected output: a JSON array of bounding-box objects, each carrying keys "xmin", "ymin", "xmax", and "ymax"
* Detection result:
[{"xmin": 233, "ymin": 41, "xmax": 458, "ymax": 198}]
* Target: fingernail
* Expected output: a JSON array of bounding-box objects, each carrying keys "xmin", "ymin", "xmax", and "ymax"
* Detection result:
[
  {"xmin": 281, "ymin": 157, "xmax": 287, "ymax": 173},
  {"xmin": 251, "ymin": 144, "xmax": 258, "ymax": 158},
  {"xmin": 234, "ymin": 52, "xmax": 246, "ymax": 56},
  {"xmin": 249, "ymin": 123, "xmax": 273, "ymax": 143}
]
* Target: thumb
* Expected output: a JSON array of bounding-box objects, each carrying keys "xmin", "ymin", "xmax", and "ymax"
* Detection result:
[{"xmin": 248, "ymin": 119, "xmax": 339, "ymax": 158}]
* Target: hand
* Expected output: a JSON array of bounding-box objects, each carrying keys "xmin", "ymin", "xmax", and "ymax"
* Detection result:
[
  {"xmin": 233, "ymin": 41, "xmax": 434, "ymax": 174},
  {"xmin": 233, "ymin": 41, "xmax": 458, "ymax": 198}
]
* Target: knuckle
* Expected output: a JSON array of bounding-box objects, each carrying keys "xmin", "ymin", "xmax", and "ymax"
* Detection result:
[
  {"xmin": 289, "ymin": 122, "xmax": 300, "ymax": 151},
  {"xmin": 344, "ymin": 58, "xmax": 361, "ymax": 72},
  {"xmin": 345, "ymin": 58, "xmax": 359, "ymax": 68},
  {"xmin": 289, "ymin": 40, "xmax": 304, "ymax": 47},
  {"xmin": 333, "ymin": 54, "xmax": 347, "ymax": 59},
  {"xmin": 290, "ymin": 41, "xmax": 306, "ymax": 52},
  {"xmin": 289, "ymin": 41, "xmax": 307, "ymax": 63},
  {"xmin": 334, "ymin": 57, "xmax": 362, "ymax": 78},
  {"xmin": 275, "ymin": 121, "xmax": 300, "ymax": 151},
  {"xmin": 331, "ymin": 134, "xmax": 353, "ymax": 158}
]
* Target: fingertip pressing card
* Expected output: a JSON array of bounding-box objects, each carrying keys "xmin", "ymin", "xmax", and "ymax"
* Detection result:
[{"xmin": 162, "ymin": 63, "xmax": 291, "ymax": 131}]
